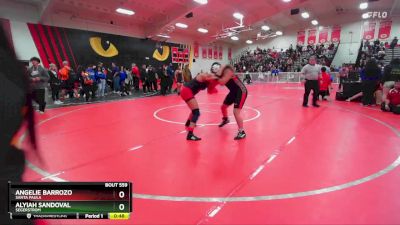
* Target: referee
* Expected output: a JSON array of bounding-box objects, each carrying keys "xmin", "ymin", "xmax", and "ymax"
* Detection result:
[{"xmin": 301, "ymin": 56, "xmax": 321, "ymax": 107}]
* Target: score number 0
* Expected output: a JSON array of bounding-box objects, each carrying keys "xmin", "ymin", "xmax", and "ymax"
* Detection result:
[{"xmin": 119, "ymin": 191, "xmax": 125, "ymax": 211}]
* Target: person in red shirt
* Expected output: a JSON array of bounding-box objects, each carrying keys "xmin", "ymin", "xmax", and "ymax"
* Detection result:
[
  {"xmin": 59, "ymin": 61, "xmax": 71, "ymax": 99},
  {"xmin": 131, "ymin": 63, "xmax": 140, "ymax": 91},
  {"xmin": 382, "ymin": 81, "xmax": 400, "ymax": 114},
  {"xmin": 319, "ymin": 66, "xmax": 332, "ymax": 101}
]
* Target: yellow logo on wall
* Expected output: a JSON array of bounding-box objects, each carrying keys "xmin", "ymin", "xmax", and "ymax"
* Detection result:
[
  {"xmin": 89, "ymin": 37, "xmax": 118, "ymax": 57},
  {"xmin": 153, "ymin": 46, "xmax": 170, "ymax": 61}
]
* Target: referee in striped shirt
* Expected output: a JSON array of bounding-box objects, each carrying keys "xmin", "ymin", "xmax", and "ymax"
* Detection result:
[{"xmin": 301, "ymin": 56, "xmax": 321, "ymax": 107}]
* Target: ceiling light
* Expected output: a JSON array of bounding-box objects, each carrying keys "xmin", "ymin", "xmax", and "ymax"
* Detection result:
[
  {"xmin": 359, "ymin": 2, "xmax": 368, "ymax": 10},
  {"xmin": 362, "ymin": 12, "xmax": 370, "ymax": 19},
  {"xmin": 157, "ymin": 34, "xmax": 170, "ymax": 38},
  {"xmin": 276, "ymin": 31, "xmax": 283, "ymax": 35},
  {"xmin": 318, "ymin": 26, "xmax": 323, "ymax": 31},
  {"xmin": 246, "ymin": 40, "xmax": 253, "ymax": 44},
  {"xmin": 261, "ymin": 25, "xmax": 270, "ymax": 31},
  {"xmin": 175, "ymin": 23, "xmax": 188, "ymax": 29},
  {"xmin": 231, "ymin": 36, "xmax": 239, "ymax": 41},
  {"xmin": 193, "ymin": 0, "xmax": 208, "ymax": 4},
  {"xmin": 233, "ymin": 12, "xmax": 244, "ymax": 19},
  {"xmin": 116, "ymin": 8, "xmax": 135, "ymax": 15},
  {"xmin": 301, "ymin": 12, "xmax": 310, "ymax": 19},
  {"xmin": 282, "ymin": 0, "xmax": 291, "ymax": 2},
  {"xmin": 198, "ymin": 28, "xmax": 208, "ymax": 33},
  {"xmin": 311, "ymin": 20, "xmax": 318, "ymax": 25}
]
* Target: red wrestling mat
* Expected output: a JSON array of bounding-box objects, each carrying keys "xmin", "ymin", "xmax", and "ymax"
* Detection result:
[{"xmin": 22, "ymin": 83, "xmax": 400, "ymax": 224}]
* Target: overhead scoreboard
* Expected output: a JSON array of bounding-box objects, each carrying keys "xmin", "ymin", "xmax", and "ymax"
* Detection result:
[{"xmin": 8, "ymin": 182, "xmax": 132, "ymax": 220}]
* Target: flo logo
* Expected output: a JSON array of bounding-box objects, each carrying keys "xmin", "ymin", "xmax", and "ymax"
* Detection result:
[
  {"xmin": 365, "ymin": 11, "xmax": 388, "ymax": 19},
  {"xmin": 89, "ymin": 37, "xmax": 119, "ymax": 57}
]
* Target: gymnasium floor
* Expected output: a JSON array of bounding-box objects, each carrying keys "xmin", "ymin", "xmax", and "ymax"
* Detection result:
[{"xmin": 21, "ymin": 83, "xmax": 400, "ymax": 224}]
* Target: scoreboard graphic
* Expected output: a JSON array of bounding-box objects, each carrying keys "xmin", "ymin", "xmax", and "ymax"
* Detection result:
[{"xmin": 8, "ymin": 182, "xmax": 132, "ymax": 220}]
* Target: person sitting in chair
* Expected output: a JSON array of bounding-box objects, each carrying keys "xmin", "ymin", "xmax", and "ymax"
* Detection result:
[{"xmin": 382, "ymin": 81, "xmax": 400, "ymax": 115}]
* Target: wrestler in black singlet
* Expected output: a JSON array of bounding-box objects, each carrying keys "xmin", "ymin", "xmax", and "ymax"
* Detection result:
[{"xmin": 223, "ymin": 75, "xmax": 248, "ymax": 109}]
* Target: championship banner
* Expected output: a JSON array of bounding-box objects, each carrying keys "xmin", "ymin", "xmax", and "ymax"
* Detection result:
[
  {"xmin": 318, "ymin": 27, "xmax": 329, "ymax": 44},
  {"xmin": 331, "ymin": 26, "xmax": 341, "ymax": 43},
  {"xmin": 363, "ymin": 21, "xmax": 377, "ymax": 40},
  {"xmin": 193, "ymin": 43, "xmax": 199, "ymax": 58},
  {"xmin": 307, "ymin": 29, "xmax": 317, "ymax": 45},
  {"xmin": 214, "ymin": 46, "xmax": 218, "ymax": 59},
  {"xmin": 228, "ymin": 47, "xmax": 232, "ymax": 60},
  {"xmin": 297, "ymin": 31, "xmax": 305, "ymax": 45},
  {"xmin": 202, "ymin": 46, "xmax": 207, "ymax": 59},
  {"xmin": 183, "ymin": 48, "xmax": 189, "ymax": 63},
  {"xmin": 378, "ymin": 20, "xmax": 392, "ymax": 40},
  {"xmin": 219, "ymin": 46, "xmax": 223, "ymax": 60},
  {"xmin": 171, "ymin": 47, "xmax": 179, "ymax": 63},
  {"xmin": 208, "ymin": 47, "xmax": 213, "ymax": 59}
]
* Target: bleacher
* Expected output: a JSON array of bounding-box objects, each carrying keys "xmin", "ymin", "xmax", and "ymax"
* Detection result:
[{"xmin": 232, "ymin": 43, "xmax": 339, "ymax": 73}]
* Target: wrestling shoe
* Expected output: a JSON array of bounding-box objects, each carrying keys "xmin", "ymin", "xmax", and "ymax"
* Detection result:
[
  {"xmin": 234, "ymin": 130, "xmax": 246, "ymax": 140},
  {"xmin": 218, "ymin": 117, "xmax": 230, "ymax": 127},
  {"xmin": 187, "ymin": 133, "xmax": 201, "ymax": 141}
]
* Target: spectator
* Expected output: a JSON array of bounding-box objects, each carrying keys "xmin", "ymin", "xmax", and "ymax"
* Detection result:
[
  {"xmin": 378, "ymin": 48, "xmax": 386, "ymax": 60},
  {"xmin": 59, "ymin": 60, "xmax": 71, "ymax": 99},
  {"xmin": 160, "ymin": 64, "xmax": 169, "ymax": 95},
  {"xmin": 111, "ymin": 62, "xmax": 120, "ymax": 93},
  {"xmin": 166, "ymin": 63, "xmax": 175, "ymax": 93},
  {"xmin": 389, "ymin": 36, "xmax": 399, "ymax": 60},
  {"xmin": 301, "ymin": 56, "xmax": 320, "ymax": 107},
  {"xmin": 96, "ymin": 65, "xmax": 106, "ymax": 97},
  {"xmin": 338, "ymin": 64, "xmax": 349, "ymax": 92},
  {"xmin": 131, "ymin": 63, "xmax": 140, "ymax": 91},
  {"xmin": 48, "ymin": 63, "xmax": 63, "ymax": 105},
  {"xmin": 243, "ymin": 70, "xmax": 252, "ymax": 84},
  {"xmin": 27, "ymin": 57, "xmax": 49, "ymax": 113},
  {"xmin": 147, "ymin": 65, "xmax": 157, "ymax": 92},
  {"xmin": 360, "ymin": 59, "xmax": 381, "ymax": 106},
  {"xmin": 382, "ymin": 81, "xmax": 400, "ymax": 114},
  {"xmin": 140, "ymin": 64, "xmax": 148, "ymax": 93},
  {"xmin": 119, "ymin": 65, "xmax": 129, "ymax": 96},
  {"xmin": 125, "ymin": 68, "xmax": 133, "ymax": 94},
  {"xmin": 390, "ymin": 36, "xmax": 398, "ymax": 49},
  {"xmin": 382, "ymin": 58, "xmax": 400, "ymax": 103},
  {"xmin": 82, "ymin": 66, "xmax": 96, "ymax": 102}
]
